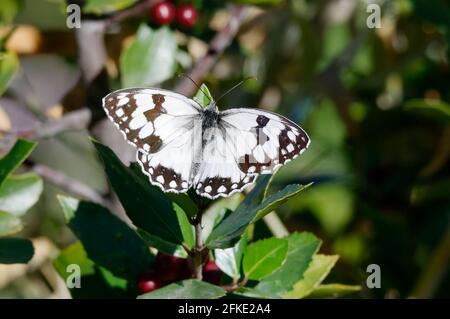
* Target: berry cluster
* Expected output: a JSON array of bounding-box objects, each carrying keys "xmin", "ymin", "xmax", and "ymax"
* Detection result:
[
  {"xmin": 150, "ymin": 1, "xmax": 198, "ymax": 29},
  {"xmin": 137, "ymin": 253, "xmax": 223, "ymax": 293}
]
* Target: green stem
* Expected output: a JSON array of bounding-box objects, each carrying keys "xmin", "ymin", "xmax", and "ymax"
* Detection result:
[{"xmin": 192, "ymin": 212, "xmax": 204, "ymax": 280}]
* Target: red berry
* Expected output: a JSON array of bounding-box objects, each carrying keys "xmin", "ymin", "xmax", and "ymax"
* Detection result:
[
  {"xmin": 203, "ymin": 261, "xmax": 223, "ymax": 285},
  {"xmin": 176, "ymin": 4, "xmax": 198, "ymax": 29},
  {"xmin": 138, "ymin": 274, "xmax": 162, "ymax": 293},
  {"xmin": 154, "ymin": 253, "xmax": 188, "ymax": 282},
  {"xmin": 150, "ymin": 1, "xmax": 175, "ymax": 25}
]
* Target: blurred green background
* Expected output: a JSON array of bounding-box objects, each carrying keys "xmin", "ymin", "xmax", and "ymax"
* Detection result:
[{"xmin": 0, "ymin": 0, "xmax": 449, "ymax": 298}]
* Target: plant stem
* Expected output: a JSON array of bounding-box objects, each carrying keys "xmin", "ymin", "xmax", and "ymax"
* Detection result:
[{"xmin": 193, "ymin": 215, "xmax": 204, "ymax": 280}]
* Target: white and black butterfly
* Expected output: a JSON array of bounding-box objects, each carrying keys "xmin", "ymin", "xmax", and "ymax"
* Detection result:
[{"xmin": 102, "ymin": 87, "xmax": 310, "ymax": 199}]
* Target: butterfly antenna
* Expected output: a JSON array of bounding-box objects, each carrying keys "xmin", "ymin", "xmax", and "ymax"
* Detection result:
[
  {"xmin": 215, "ymin": 76, "xmax": 256, "ymax": 104},
  {"xmin": 177, "ymin": 73, "xmax": 211, "ymax": 103}
]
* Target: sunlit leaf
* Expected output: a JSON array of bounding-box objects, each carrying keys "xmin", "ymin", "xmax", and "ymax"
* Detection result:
[{"xmin": 0, "ymin": 174, "xmax": 43, "ymax": 216}]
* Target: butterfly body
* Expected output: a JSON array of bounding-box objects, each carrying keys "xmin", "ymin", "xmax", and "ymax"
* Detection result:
[{"xmin": 103, "ymin": 87, "xmax": 310, "ymax": 199}]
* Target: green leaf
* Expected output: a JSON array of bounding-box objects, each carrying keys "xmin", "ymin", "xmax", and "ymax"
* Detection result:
[
  {"xmin": 83, "ymin": 0, "xmax": 137, "ymax": 14},
  {"xmin": 53, "ymin": 241, "xmax": 132, "ymax": 298},
  {"xmin": 0, "ymin": 51, "xmax": 18, "ymax": 96},
  {"xmin": 193, "ymin": 84, "xmax": 214, "ymax": 108},
  {"xmin": 138, "ymin": 279, "xmax": 226, "ymax": 299},
  {"xmin": 137, "ymin": 228, "xmax": 187, "ymax": 258},
  {"xmin": 0, "ymin": 237, "xmax": 34, "ymax": 264},
  {"xmin": 283, "ymin": 254, "xmax": 339, "ymax": 298},
  {"xmin": 253, "ymin": 183, "xmax": 312, "ymax": 221},
  {"xmin": 214, "ymin": 236, "xmax": 247, "ymax": 280},
  {"xmin": 256, "ymin": 232, "xmax": 321, "ymax": 295},
  {"xmin": 233, "ymin": 287, "xmax": 278, "ymax": 299},
  {"xmin": 174, "ymin": 203, "xmax": 195, "ymax": 249},
  {"xmin": 92, "ymin": 140, "xmax": 184, "ymax": 245},
  {"xmin": 0, "ymin": 211, "xmax": 22, "ymax": 236},
  {"xmin": 58, "ymin": 196, "xmax": 154, "ymax": 279},
  {"xmin": 166, "ymin": 193, "xmax": 198, "ymax": 219},
  {"xmin": 0, "ymin": 139, "xmax": 36, "ymax": 187},
  {"xmin": 0, "ymin": 174, "xmax": 43, "ymax": 216},
  {"xmin": 206, "ymin": 175, "xmax": 271, "ymax": 249},
  {"xmin": 120, "ymin": 25, "xmax": 177, "ymax": 87},
  {"xmin": 308, "ymin": 283, "xmax": 361, "ymax": 298},
  {"xmin": 243, "ymin": 237, "xmax": 288, "ymax": 280},
  {"xmin": 404, "ymin": 98, "xmax": 450, "ymax": 122}
]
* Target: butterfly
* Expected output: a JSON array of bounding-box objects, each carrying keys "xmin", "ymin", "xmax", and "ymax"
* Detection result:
[{"xmin": 102, "ymin": 87, "xmax": 310, "ymax": 200}]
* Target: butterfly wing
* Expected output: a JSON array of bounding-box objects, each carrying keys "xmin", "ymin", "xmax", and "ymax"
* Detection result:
[
  {"xmin": 218, "ymin": 108, "xmax": 310, "ymax": 175},
  {"xmin": 103, "ymin": 87, "xmax": 202, "ymax": 153},
  {"xmin": 193, "ymin": 125, "xmax": 257, "ymax": 199},
  {"xmin": 103, "ymin": 88, "xmax": 202, "ymax": 193}
]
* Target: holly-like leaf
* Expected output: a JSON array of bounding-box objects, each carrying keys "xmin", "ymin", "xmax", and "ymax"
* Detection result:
[
  {"xmin": 214, "ymin": 236, "xmax": 247, "ymax": 280},
  {"xmin": 206, "ymin": 175, "xmax": 271, "ymax": 249},
  {"xmin": 92, "ymin": 140, "xmax": 184, "ymax": 245},
  {"xmin": 58, "ymin": 196, "xmax": 154, "ymax": 280},
  {"xmin": 0, "ymin": 174, "xmax": 43, "ymax": 216},
  {"xmin": 120, "ymin": 25, "xmax": 177, "ymax": 87},
  {"xmin": 138, "ymin": 279, "xmax": 226, "ymax": 299},
  {"xmin": 243, "ymin": 237, "xmax": 288, "ymax": 280},
  {"xmin": 0, "ymin": 237, "xmax": 34, "ymax": 264},
  {"xmin": 283, "ymin": 254, "xmax": 339, "ymax": 299},
  {"xmin": 0, "ymin": 51, "xmax": 18, "ymax": 96},
  {"xmin": 193, "ymin": 84, "xmax": 214, "ymax": 108},
  {"xmin": 256, "ymin": 232, "xmax": 321, "ymax": 295},
  {"xmin": 0, "ymin": 139, "xmax": 36, "ymax": 187}
]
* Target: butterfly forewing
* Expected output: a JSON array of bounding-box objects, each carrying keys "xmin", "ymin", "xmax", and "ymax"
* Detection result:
[
  {"xmin": 219, "ymin": 108, "xmax": 310, "ymax": 175},
  {"xmin": 103, "ymin": 88, "xmax": 202, "ymax": 153}
]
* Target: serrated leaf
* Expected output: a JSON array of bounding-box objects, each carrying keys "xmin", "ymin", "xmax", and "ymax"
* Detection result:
[
  {"xmin": 193, "ymin": 84, "xmax": 213, "ymax": 108},
  {"xmin": 283, "ymin": 254, "xmax": 339, "ymax": 299},
  {"xmin": 92, "ymin": 140, "xmax": 184, "ymax": 245},
  {"xmin": 206, "ymin": 175, "xmax": 271, "ymax": 249},
  {"xmin": 0, "ymin": 139, "xmax": 36, "ymax": 187},
  {"xmin": 214, "ymin": 236, "xmax": 247, "ymax": 280},
  {"xmin": 121, "ymin": 25, "xmax": 177, "ymax": 87},
  {"xmin": 243, "ymin": 237, "xmax": 288, "ymax": 280},
  {"xmin": 58, "ymin": 196, "xmax": 154, "ymax": 279},
  {"xmin": 0, "ymin": 211, "xmax": 22, "ymax": 236},
  {"xmin": 0, "ymin": 51, "xmax": 18, "ymax": 96},
  {"xmin": 0, "ymin": 174, "xmax": 43, "ymax": 216},
  {"xmin": 0, "ymin": 237, "xmax": 34, "ymax": 264},
  {"xmin": 256, "ymin": 232, "xmax": 321, "ymax": 295},
  {"xmin": 138, "ymin": 279, "xmax": 226, "ymax": 299}
]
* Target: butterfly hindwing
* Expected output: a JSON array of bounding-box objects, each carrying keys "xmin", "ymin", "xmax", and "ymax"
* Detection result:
[{"xmin": 194, "ymin": 125, "xmax": 257, "ymax": 199}]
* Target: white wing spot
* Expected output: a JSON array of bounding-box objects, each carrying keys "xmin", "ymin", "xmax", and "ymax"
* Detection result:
[
  {"xmin": 115, "ymin": 108, "xmax": 125, "ymax": 117},
  {"xmin": 117, "ymin": 97, "xmax": 129, "ymax": 107},
  {"xmin": 287, "ymin": 131, "xmax": 296, "ymax": 141},
  {"xmin": 218, "ymin": 185, "xmax": 227, "ymax": 193},
  {"xmin": 139, "ymin": 122, "xmax": 154, "ymax": 139},
  {"xmin": 143, "ymin": 144, "xmax": 150, "ymax": 152},
  {"xmin": 301, "ymin": 136, "xmax": 306, "ymax": 142},
  {"xmin": 248, "ymin": 166, "xmax": 256, "ymax": 173},
  {"xmin": 287, "ymin": 144, "xmax": 295, "ymax": 153},
  {"xmin": 169, "ymin": 180, "xmax": 177, "ymax": 188},
  {"xmin": 231, "ymin": 184, "xmax": 238, "ymax": 189},
  {"xmin": 181, "ymin": 182, "xmax": 188, "ymax": 188},
  {"xmin": 204, "ymin": 185, "xmax": 212, "ymax": 193},
  {"xmin": 156, "ymin": 175, "xmax": 165, "ymax": 184},
  {"xmin": 149, "ymin": 167, "xmax": 154, "ymax": 174},
  {"xmin": 243, "ymin": 176, "xmax": 250, "ymax": 183},
  {"xmin": 281, "ymin": 149, "xmax": 287, "ymax": 155}
]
